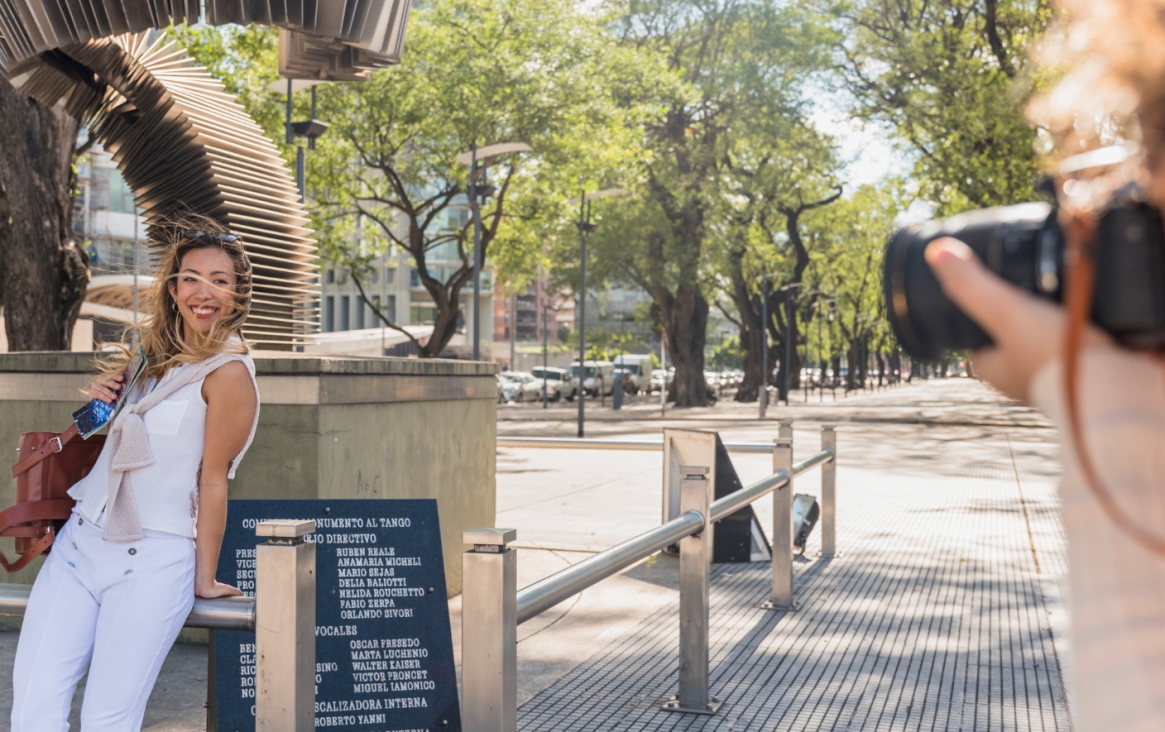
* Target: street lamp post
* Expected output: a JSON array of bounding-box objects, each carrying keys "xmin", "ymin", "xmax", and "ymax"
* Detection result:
[
  {"xmin": 454, "ymin": 142, "xmax": 532, "ymax": 361},
  {"xmin": 760, "ymin": 278, "xmax": 769, "ymax": 419},
  {"xmin": 784, "ymin": 291, "xmax": 794, "ymax": 406},
  {"xmin": 275, "ymin": 79, "xmax": 329, "ymax": 203},
  {"xmin": 567, "ymin": 188, "xmax": 627, "ymax": 438},
  {"xmin": 542, "ymin": 302, "xmax": 559, "ymax": 409}
]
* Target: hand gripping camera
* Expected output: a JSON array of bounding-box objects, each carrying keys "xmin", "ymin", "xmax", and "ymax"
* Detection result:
[{"xmin": 884, "ymin": 149, "xmax": 1165, "ymax": 361}]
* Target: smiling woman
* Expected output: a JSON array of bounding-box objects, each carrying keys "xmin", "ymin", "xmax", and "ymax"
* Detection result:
[{"xmin": 9, "ymin": 215, "xmax": 262, "ymax": 730}]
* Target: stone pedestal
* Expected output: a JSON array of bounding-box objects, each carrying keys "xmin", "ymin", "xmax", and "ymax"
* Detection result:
[{"xmin": 0, "ymin": 352, "xmax": 498, "ymax": 600}]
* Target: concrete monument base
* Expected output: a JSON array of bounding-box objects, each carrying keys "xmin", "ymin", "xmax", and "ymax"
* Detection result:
[{"xmin": 0, "ymin": 352, "xmax": 498, "ymax": 607}]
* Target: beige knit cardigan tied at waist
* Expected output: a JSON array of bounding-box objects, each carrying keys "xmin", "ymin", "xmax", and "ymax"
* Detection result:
[{"xmin": 102, "ymin": 352, "xmax": 259, "ymax": 542}]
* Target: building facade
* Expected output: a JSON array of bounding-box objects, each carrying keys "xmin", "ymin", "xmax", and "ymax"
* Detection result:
[{"xmin": 318, "ymin": 204, "xmax": 494, "ymax": 359}]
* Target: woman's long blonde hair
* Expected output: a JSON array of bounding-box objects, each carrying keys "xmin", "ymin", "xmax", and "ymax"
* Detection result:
[{"xmin": 100, "ymin": 215, "xmax": 253, "ymax": 381}]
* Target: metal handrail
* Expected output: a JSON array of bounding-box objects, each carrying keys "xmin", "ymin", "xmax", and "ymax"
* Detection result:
[
  {"xmin": 514, "ymin": 446, "xmax": 834, "ymax": 625},
  {"xmin": 708, "ymin": 451, "xmax": 832, "ymax": 521},
  {"xmin": 0, "ymin": 582, "xmax": 256, "ymax": 631},
  {"xmin": 516, "ymin": 511, "xmax": 704, "ymax": 624},
  {"xmin": 498, "ymin": 437, "xmax": 774, "ymax": 454},
  {"xmin": 709, "ymin": 469, "xmax": 790, "ymax": 523},
  {"xmin": 189, "ymin": 595, "xmax": 257, "ymax": 630}
]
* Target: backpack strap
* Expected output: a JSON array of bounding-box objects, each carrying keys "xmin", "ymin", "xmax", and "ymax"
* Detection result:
[
  {"xmin": 0, "ymin": 500, "xmax": 78, "ymax": 535},
  {"xmin": 0, "ymin": 531, "xmax": 57, "ymax": 573},
  {"xmin": 10, "ymin": 423, "xmax": 80, "ymax": 479}
]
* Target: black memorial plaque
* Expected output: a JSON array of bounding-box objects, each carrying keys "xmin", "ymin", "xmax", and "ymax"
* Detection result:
[{"xmin": 213, "ymin": 499, "xmax": 460, "ymax": 732}]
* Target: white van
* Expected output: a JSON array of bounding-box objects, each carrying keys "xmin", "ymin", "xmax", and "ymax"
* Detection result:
[
  {"xmin": 568, "ymin": 360, "xmax": 616, "ymax": 397},
  {"xmin": 613, "ymin": 354, "xmax": 654, "ymax": 394}
]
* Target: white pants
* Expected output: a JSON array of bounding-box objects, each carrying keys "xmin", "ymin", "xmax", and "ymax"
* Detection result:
[{"xmin": 11, "ymin": 513, "xmax": 196, "ymax": 732}]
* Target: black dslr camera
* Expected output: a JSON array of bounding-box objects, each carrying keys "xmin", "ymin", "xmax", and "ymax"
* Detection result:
[{"xmin": 883, "ymin": 188, "xmax": 1165, "ymax": 361}]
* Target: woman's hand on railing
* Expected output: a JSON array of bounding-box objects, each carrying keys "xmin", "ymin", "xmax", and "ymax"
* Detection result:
[
  {"xmin": 196, "ymin": 580, "xmax": 244, "ymax": 599},
  {"xmin": 88, "ymin": 374, "xmax": 124, "ymax": 403}
]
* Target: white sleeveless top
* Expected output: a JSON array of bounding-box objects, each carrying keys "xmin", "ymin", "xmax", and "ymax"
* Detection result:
[{"xmin": 69, "ymin": 354, "xmax": 259, "ymax": 538}]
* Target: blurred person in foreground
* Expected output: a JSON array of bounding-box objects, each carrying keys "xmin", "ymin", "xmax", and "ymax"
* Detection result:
[{"xmin": 927, "ymin": 1, "xmax": 1165, "ymax": 728}]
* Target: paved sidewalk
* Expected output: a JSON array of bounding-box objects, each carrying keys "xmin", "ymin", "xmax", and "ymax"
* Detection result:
[{"xmin": 498, "ymin": 379, "xmax": 1071, "ymax": 730}]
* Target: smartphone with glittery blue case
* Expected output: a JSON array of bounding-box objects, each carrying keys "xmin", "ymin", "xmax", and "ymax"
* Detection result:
[{"xmin": 71, "ymin": 346, "xmax": 147, "ymax": 439}]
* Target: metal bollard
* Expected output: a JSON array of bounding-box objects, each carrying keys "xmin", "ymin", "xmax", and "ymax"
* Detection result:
[
  {"xmin": 663, "ymin": 466, "xmax": 721, "ymax": 714},
  {"xmin": 462, "ymin": 528, "xmax": 518, "ymax": 732},
  {"xmin": 255, "ymin": 519, "xmax": 317, "ymax": 732},
  {"xmin": 765, "ymin": 438, "xmax": 795, "ymax": 610},
  {"xmin": 821, "ymin": 426, "xmax": 837, "ymax": 557}
]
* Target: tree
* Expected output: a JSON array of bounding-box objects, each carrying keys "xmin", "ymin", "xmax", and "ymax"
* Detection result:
[
  {"xmin": 711, "ymin": 123, "xmax": 842, "ymax": 402},
  {"xmin": 803, "ymin": 183, "xmax": 909, "ymax": 389},
  {"xmin": 305, "ymin": 0, "xmax": 649, "ymax": 357},
  {"xmin": 579, "ymin": 0, "xmax": 827, "ymax": 406},
  {"xmin": 0, "ymin": 81, "xmax": 89, "ymax": 351},
  {"xmin": 826, "ymin": 0, "xmax": 1051, "ymax": 214}
]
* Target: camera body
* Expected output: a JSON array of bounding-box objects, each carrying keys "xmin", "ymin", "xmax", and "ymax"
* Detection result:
[{"xmin": 883, "ymin": 194, "xmax": 1165, "ymax": 361}]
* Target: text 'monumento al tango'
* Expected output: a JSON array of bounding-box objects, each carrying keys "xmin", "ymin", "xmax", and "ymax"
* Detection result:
[{"xmin": 213, "ymin": 499, "xmax": 460, "ymax": 731}]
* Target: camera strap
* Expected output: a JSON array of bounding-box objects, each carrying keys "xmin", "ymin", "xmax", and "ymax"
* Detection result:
[{"xmin": 1062, "ymin": 208, "xmax": 1165, "ymax": 557}]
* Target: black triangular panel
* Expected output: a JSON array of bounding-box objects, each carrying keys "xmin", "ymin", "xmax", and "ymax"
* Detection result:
[{"xmin": 712, "ymin": 434, "xmax": 771, "ymax": 563}]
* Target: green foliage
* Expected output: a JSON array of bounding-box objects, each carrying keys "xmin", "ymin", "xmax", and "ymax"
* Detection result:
[
  {"xmin": 165, "ymin": 0, "xmax": 1053, "ymax": 376},
  {"xmin": 305, "ymin": 0, "xmax": 659, "ymax": 355},
  {"xmin": 560, "ymin": 0, "xmax": 831, "ymax": 404},
  {"xmin": 708, "ymin": 335, "xmax": 743, "ymax": 370},
  {"xmin": 802, "ymin": 181, "xmax": 912, "ymax": 361},
  {"xmin": 824, "ymin": 0, "xmax": 1052, "ymax": 214}
]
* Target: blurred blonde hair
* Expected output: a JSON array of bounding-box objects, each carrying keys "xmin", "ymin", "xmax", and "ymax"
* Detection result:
[
  {"xmin": 99, "ymin": 214, "xmax": 252, "ymax": 382},
  {"xmin": 1028, "ymin": 0, "xmax": 1165, "ymax": 188}
]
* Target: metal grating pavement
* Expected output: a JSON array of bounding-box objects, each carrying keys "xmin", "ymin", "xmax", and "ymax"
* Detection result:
[{"xmin": 517, "ymin": 444, "xmax": 1071, "ymax": 731}]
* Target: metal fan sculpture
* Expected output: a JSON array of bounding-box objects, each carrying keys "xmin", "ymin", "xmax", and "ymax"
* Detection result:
[
  {"xmin": 5, "ymin": 34, "xmax": 320, "ymax": 346},
  {"xmin": 0, "ymin": 0, "xmax": 410, "ymax": 79}
]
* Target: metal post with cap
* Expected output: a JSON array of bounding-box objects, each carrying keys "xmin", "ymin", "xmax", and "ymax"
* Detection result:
[
  {"xmin": 254, "ymin": 519, "xmax": 317, "ymax": 732},
  {"xmin": 462, "ymin": 527, "xmax": 518, "ymax": 732},
  {"xmin": 821, "ymin": 425, "xmax": 837, "ymax": 557},
  {"xmin": 765, "ymin": 434, "xmax": 796, "ymax": 610},
  {"xmin": 663, "ymin": 465, "xmax": 721, "ymax": 715}
]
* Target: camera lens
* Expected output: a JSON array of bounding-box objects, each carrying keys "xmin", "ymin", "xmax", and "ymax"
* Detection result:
[{"xmin": 883, "ymin": 203, "xmax": 1056, "ymax": 361}]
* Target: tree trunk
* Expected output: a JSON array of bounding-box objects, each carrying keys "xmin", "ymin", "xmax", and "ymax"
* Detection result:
[
  {"xmin": 857, "ymin": 337, "xmax": 868, "ymax": 388},
  {"xmin": 726, "ymin": 248, "xmax": 762, "ymax": 402},
  {"xmin": 0, "ymin": 79, "xmax": 87, "ymax": 350},
  {"xmin": 734, "ymin": 314, "xmax": 763, "ymax": 402},
  {"xmin": 845, "ymin": 343, "xmax": 857, "ymax": 391},
  {"xmin": 661, "ymin": 282, "xmax": 708, "ymax": 407},
  {"xmin": 772, "ymin": 189, "xmax": 840, "ymax": 399},
  {"xmin": 773, "ymin": 333, "xmax": 802, "ymax": 401}
]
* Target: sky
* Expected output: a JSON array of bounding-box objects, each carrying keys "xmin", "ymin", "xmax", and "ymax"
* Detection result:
[
  {"xmin": 807, "ymin": 99, "xmax": 935, "ymax": 224},
  {"xmin": 808, "ymin": 104, "xmax": 909, "ymax": 190}
]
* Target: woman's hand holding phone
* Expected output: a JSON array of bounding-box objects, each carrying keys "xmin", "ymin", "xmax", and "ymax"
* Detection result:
[{"xmin": 88, "ymin": 374, "xmax": 124, "ymax": 404}]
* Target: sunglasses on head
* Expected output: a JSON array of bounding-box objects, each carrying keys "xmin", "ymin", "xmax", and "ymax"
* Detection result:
[{"xmin": 180, "ymin": 229, "xmax": 241, "ymax": 243}]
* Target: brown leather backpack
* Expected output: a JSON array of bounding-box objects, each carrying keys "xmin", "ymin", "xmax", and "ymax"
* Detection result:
[{"xmin": 2, "ymin": 424, "xmax": 105, "ymax": 572}]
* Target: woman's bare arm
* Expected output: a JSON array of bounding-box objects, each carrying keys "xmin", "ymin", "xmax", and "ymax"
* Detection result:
[{"xmin": 195, "ymin": 360, "xmax": 258, "ymax": 599}]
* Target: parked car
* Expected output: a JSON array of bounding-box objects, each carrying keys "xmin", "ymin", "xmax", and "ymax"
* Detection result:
[
  {"xmin": 497, "ymin": 373, "xmax": 522, "ymax": 403},
  {"xmin": 506, "ymin": 372, "xmax": 546, "ymax": 402},
  {"xmin": 568, "ymin": 360, "xmax": 616, "ymax": 396},
  {"xmin": 530, "ymin": 366, "xmax": 577, "ymax": 401},
  {"xmin": 612, "ymin": 354, "xmax": 654, "ymax": 394},
  {"xmin": 650, "ymin": 368, "xmax": 675, "ymax": 393}
]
